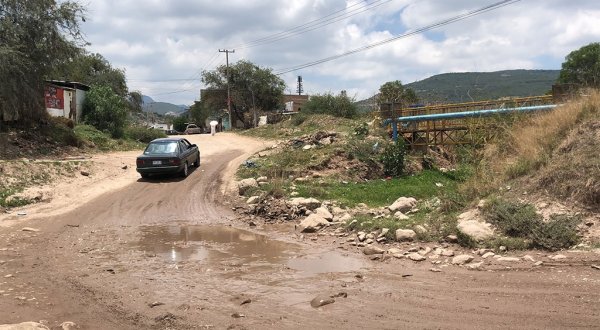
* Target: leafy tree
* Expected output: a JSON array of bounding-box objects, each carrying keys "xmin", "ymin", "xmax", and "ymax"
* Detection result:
[
  {"xmin": 303, "ymin": 91, "xmax": 357, "ymax": 118},
  {"xmin": 127, "ymin": 91, "xmax": 144, "ymax": 113},
  {"xmin": 51, "ymin": 52, "xmax": 128, "ymax": 97},
  {"xmin": 0, "ymin": 0, "xmax": 85, "ymax": 122},
  {"xmin": 377, "ymin": 80, "xmax": 418, "ymax": 106},
  {"xmin": 172, "ymin": 115, "xmax": 188, "ymax": 132},
  {"xmin": 83, "ymin": 85, "xmax": 128, "ymax": 138},
  {"xmin": 558, "ymin": 42, "xmax": 600, "ymax": 88},
  {"xmin": 201, "ymin": 60, "xmax": 285, "ymax": 127}
]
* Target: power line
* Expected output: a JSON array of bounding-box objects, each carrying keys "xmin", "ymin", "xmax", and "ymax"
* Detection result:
[
  {"xmin": 274, "ymin": 0, "xmax": 521, "ymax": 75},
  {"xmin": 232, "ymin": 0, "xmax": 394, "ymax": 49}
]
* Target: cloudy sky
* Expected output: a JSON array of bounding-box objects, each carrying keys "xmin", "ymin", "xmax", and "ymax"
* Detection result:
[{"xmin": 81, "ymin": 0, "xmax": 600, "ymax": 105}]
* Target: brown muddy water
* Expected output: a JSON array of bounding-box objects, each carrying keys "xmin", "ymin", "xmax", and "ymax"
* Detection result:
[{"xmin": 136, "ymin": 224, "xmax": 365, "ymax": 276}]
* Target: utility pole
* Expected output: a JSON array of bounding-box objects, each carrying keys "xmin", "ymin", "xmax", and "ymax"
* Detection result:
[{"xmin": 219, "ymin": 49, "xmax": 235, "ymax": 130}]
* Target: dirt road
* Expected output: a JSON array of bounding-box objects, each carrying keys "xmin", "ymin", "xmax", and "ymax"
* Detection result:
[{"xmin": 1, "ymin": 133, "xmax": 599, "ymax": 329}]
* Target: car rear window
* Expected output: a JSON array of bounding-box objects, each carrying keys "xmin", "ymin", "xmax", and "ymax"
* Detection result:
[{"xmin": 144, "ymin": 141, "xmax": 178, "ymax": 154}]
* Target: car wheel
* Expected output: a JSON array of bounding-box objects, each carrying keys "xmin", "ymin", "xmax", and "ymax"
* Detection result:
[
  {"xmin": 140, "ymin": 173, "xmax": 149, "ymax": 179},
  {"xmin": 181, "ymin": 162, "xmax": 189, "ymax": 177},
  {"xmin": 194, "ymin": 152, "xmax": 200, "ymax": 167}
]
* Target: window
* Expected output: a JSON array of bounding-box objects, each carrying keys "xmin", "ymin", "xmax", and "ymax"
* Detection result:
[{"xmin": 144, "ymin": 142, "xmax": 178, "ymax": 155}]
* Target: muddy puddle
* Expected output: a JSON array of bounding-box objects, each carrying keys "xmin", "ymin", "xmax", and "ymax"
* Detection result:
[{"xmin": 136, "ymin": 224, "xmax": 365, "ymax": 276}]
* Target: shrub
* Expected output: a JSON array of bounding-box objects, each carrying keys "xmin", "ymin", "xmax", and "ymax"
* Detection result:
[
  {"xmin": 353, "ymin": 122, "xmax": 369, "ymax": 137},
  {"xmin": 380, "ymin": 140, "xmax": 406, "ymax": 177},
  {"xmin": 303, "ymin": 92, "xmax": 357, "ymax": 118},
  {"xmin": 291, "ymin": 113, "xmax": 308, "ymax": 126},
  {"xmin": 125, "ymin": 126, "xmax": 166, "ymax": 143},
  {"xmin": 530, "ymin": 214, "xmax": 581, "ymax": 251}
]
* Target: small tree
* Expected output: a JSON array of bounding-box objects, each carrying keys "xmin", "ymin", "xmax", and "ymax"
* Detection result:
[
  {"xmin": 558, "ymin": 42, "xmax": 600, "ymax": 88},
  {"xmin": 83, "ymin": 85, "xmax": 128, "ymax": 138},
  {"xmin": 303, "ymin": 91, "xmax": 357, "ymax": 118},
  {"xmin": 172, "ymin": 115, "xmax": 188, "ymax": 132},
  {"xmin": 377, "ymin": 80, "xmax": 418, "ymax": 107}
]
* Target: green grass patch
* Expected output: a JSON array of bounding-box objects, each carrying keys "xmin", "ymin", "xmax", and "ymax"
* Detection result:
[
  {"xmin": 74, "ymin": 125, "xmax": 145, "ymax": 151},
  {"xmin": 294, "ymin": 170, "xmax": 460, "ymax": 208},
  {"xmin": 0, "ymin": 188, "xmax": 30, "ymax": 208}
]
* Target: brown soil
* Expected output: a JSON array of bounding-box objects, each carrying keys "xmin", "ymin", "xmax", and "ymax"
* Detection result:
[{"xmin": 1, "ymin": 133, "xmax": 600, "ymax": 329}]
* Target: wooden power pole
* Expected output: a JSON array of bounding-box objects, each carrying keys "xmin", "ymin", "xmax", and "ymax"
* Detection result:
[{"xmin": 219, "ymin": 49, "xmax": 235, "ymax": 130}]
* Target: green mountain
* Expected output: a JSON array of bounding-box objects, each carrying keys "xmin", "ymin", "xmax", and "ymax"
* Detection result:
[
  {"xmin": 142, "ymin": 98, "xmax": 188, "ymax": 116},
  {"xmin": 405, "ymin": 69, "xmax": 559, "ymax": 103}
]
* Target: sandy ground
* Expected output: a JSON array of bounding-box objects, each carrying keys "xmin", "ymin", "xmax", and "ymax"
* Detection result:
[{"xmin": 0, "ymin": 133, "xmax": 599, "ymax": 329}]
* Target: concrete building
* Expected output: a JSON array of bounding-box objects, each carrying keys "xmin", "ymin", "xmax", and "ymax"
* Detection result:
[{"xmin": 44, "ymin": 80, "xmax": 90, "ymax": 123}]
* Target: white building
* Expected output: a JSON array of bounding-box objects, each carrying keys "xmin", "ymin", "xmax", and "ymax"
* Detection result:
[{"xmin": 44, "ymin": 80, "xmax": 90, "ymax": 123}]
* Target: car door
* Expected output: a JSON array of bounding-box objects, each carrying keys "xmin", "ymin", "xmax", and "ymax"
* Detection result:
[{"xmin": 179, "ymin": 139, "xmax": 192, "ymax": 163}]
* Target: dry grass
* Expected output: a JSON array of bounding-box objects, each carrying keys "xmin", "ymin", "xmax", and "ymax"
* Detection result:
[{"xmin": 463, "ymin": 89, "xmax": 600, "ymax": 198}]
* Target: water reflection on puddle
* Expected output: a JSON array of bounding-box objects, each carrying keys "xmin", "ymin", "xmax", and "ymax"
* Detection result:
[{"xmin": 136, "ymin": 225, "xmax": 364, "ymax": 275}]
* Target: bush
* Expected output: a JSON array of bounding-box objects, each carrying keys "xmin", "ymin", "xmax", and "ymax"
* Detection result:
[
  {"xmin": 125, "ymin": 126, "xmax": 167, "ymax": 143},
  {"xmin": 353, "ymin": 122, "xmax": 369, "ymax": 137},
  {"xmin": 483, "ymin": 198, "xmax": 581, "ymax": 251},
  {"xmin": 303, "ymin": 92, "xmax": 357, "ymax": 118},
  {"xmin": 291, "ymin": 113, "xmax": 308, "ymax": 126},
  {"xmin": 380, "ymin": 140, "xmax": 406, "ymax": 177}
]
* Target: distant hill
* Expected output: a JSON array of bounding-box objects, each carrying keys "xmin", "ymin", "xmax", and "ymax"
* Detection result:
[
  {"xmin": 141, "ymin": 95, "xmax": 188, "ymax": 116},
  {"xmin": 356, "ymin": 70, "xmax": 559, "ymax": 110},
  {"xmin": 405, "ymin": 69, "xmax": 559, "ymax": 103}
]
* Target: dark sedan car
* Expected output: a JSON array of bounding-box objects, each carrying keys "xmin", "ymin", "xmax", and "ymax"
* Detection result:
[{"xmin": 136, "ymin": 138, "xmax": 200, "ymax": 178}]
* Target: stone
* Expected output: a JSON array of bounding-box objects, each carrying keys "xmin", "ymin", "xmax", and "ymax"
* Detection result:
[
  {"xmin": 418, "ymin": 247, "xmax": 432, "ymax": 256},
  {"xmin": 497, "ymin": 257, "xmax": 520, "ymax": 262},
  {"xmin": 499, "ymin": 246, "xmax": 507, "ymax": 252},
  {"xmin": 387, "ymin": 248, "xmax": 402, "ymax": 254},
  {"xmin": 413, "ymin": 225, "xmax": 427, "ymax": 234},
  {"xmin": 388, "ymin": 197, "xmax": 417, "ymax": 213},
  {"xmin": 256, "ymin": 176, "xmax": 268, "ymax": 183},
  {"xmin": 523, "ymin": 255, "xmax": 535, "ymax": 262},
  {"xmin": 80, "ymin": 170, "xmax": 90, "ymax": 176},
  {"xmin": 446, "ymin": 235, "xmax": 458, "ymax": 243},
  {"xmin": 303, "ymin": 145, "xmax": 314, "ymax": 150},
  {"xmin": 550, "ymin": 254, "xmax": 567, "ymax": 260},
  {"xmin": 314, "ymin": 207, "xmax": 334, "ymax": 221},
  {"xmin": 289, "ymin": 197, "xmax": 321, "ymax": 210},
  {"xmin": 534, "ymin": 261, "xmax": 543, "ymax": 266},
  {"xmin": 246, "ymin": 196, "xmax": 260, "ymax": 205},
  {"xmin": 299, "ymin": 214, "xmax": 329, "ymax": 233},
  {"xmin": 451, "ymin": 254, "xmax": 474, "ymax": 265},
  {"xmin": 407, "ymin": 253, "xmax": 426, "ymax": 261},
  {"xmin": 394, "ymin": 212, "xmax": 409, "ymax": 220},
  {"xmin": 357, "ymin": 233, "xmax": 367, "ymax": 242},
  {"xmin": 429, "ymin": 268, "xmax": 442, "ymax": 272},
  {"xmin": 0, "ymin": 322, "xmax": 50, "ymax": 330},
  {"xmin": 456, "ymin": 220, "xmax": 494, "ymax": 241},
  {"xmin": 467, "ymin": 261, "xmax": 484, "ymax": 270},
  {"xmin": 362, "ymin": 246, "xmax": 385, "ymax": 255},
  {"xmin": 60, "ymin": 322, "xmax": 76, "ymax": 330},
  {"xmin": 378, "ymin": 228, "xmax": 389, "ymax": 238},
  {"xmin": 338, "ymin": 213, "xmax": 352, "ymax": 222},
  {"xmin": 238, "ymin": 178, "xmax": 258, "ymax": 195},
  {"xmin": 395, "ymin": 229, "xmax": 416, "ymax": 242},
  {"xmin": 481, "ymin": 252, "xmax": 495, "ymax": 259},
  {"xmin": 310, "ymin": 295, "xmax": 335, "ymax": 308},
  {"xmin": 441, "ymin": 249, "xmax": 455, "ymax": 257},
  {"xmin": 21, "ymin": 227, "xmax": 40, "ymax": 232},
  {"xmin": 365, "ymin": 239, "xmax": 374, "ymax": 244}
]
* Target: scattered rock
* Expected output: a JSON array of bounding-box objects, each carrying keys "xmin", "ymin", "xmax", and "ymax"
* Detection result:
[
  {"xmin": 549, "ymin": 254, "xmax": 567, "ymax": 260},
  {"xmin": 497, "ymin": 257, "xmax": 520, "ymax": 262},
  {"xmin": 456, "ymin": 219, "xmax": 494, "ymax": 241},
  {"xmin": 357, "ymin": 232, "xmax": 367, "ymax": 242},
  {"xmin": 60, "ymin": 322, "xmax": 76, "ymax": 330},
  {"xmin": 418, "ymin": 247, "xmax": 432, "ymax": 256},
  {"xmin": 80, "ymin": 170, "xmax": 90, "ymax": 176},
  {"xmin": 314, "ymin": 207, "xmax": 333, "ymax": 221},
  {"xmin": 481, "ymin": 252, "xmax": 495, "ymax": 259},
  {"xmin": 388, "ymin": 197, "xmax": 417, "ymax": 213},
  {"xmin": 246, "ymin": 196, "xmax": 260, "ymax": 205},
  {"xmin": 523, "ymin": 255, "xmax": 535, "ymax": 262},
  {"xmin": 299, "ymin": 214, "xmax": 329, "ymax": 233},
  {"xmin": 445, "ymin": 235, "xmax": 458, "ymax": 243},
  {"xmin": 394, "ymin": 211, "xmax": 409, "ymax": 220},
  {"xmin": 395, "ymin": 229, "xmax": 416, "ymax": 242},
  {"xmin": 451, "ymin": 254, "xmax": 474, "ymax": 265},
  {"xmin": 467, "ymin": 261, "xmax": 484, "ymax": 270},
  {"xmin": 387, "ymin": 248, "xmax": 402, "ymax": 254},
  {"xmin": 288, "ymin": 197, "xmax": 321, "ymax": 210},
  {"xmin": 499, "ymin": 246, "xmax": 507, "ymax": 252},
  {"xmin": 121, "ymin": 165, "xmax": 128, "ymax": 170},
  {"xmin": 362, "ymin": 246, "xmax": 385, "ymax": 255},
  {"xmin": 429, "ymin": 268, "xmax": 442, "ymax": 273},
  {"xmin": 256, "ymin": 176, "xmax": 268, "ymax": 183},
  {"xmin": 441, "ymin": 249, "xmax": 455, "ymax": 257},
  {"xmin": 231, "ymin": 313, "xmax": 246, "ymax": 318},
  {"xmin": 338, "ymin": 213, "xmax": 352, "ymax": 222},
  {"xmin": 407, "ymin": 253, "xmax": 426, "ymax": 261},
  {"xmin": 149, "ymin": 301, "xmax": 164, "ymax": 308},
  {"xmin": 238, "ymin": 178, "xmax": 258, "ymax": 195},
  {"xmin": 310, "ymin": 295, "xmax": 335, "ymax": 308},
  {"xmin": 413, "ymin": 225, "xmax": 427, "ymax": 234},
  {"xmin": 591, "ymin": 265, "xmax": 600, "ymax": 270},
  {"xmin": 0, "ymin": 322, "xmax": 49, "ymax": 330},
  {"xmin": 378, "ymin": 228, "xmax": 389, "ymax": 238},
  {"xmin": 21, "ymin": 227, "xmax": 40, "ymax": 232},
  {"xmin": 534, "ymin": 261, "xmax": 544, "ymax": 266}
]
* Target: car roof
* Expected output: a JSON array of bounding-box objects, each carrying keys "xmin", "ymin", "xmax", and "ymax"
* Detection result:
[{"xmin": 150, "ymin": 138, "xmax": 186, "ymax": 143}]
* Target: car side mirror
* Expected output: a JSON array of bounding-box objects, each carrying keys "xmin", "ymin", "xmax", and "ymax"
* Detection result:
[{"xmin": 190, "ymin": 144, "xmax": 197, "ymax": 148}]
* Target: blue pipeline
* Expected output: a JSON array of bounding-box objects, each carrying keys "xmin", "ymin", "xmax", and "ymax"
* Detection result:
[{"xmin": 383, "ymin": 105, "xmax": 558, "ymax": 125}]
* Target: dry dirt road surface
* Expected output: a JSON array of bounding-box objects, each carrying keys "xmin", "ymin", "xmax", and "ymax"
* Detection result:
[{"xmin": 1, "ymin": 133, "xmax": 599, "ymax": 329}]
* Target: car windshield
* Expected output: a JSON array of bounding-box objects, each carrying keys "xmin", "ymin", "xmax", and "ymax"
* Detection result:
[{"xmin": 144, "ymin": 141, "xmax": 178, "ymax": 155}]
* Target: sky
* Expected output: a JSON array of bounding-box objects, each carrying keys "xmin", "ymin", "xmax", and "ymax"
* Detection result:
[{"xmin": 80, "ymin": 0, "xmax": 600, "ymax": 105}]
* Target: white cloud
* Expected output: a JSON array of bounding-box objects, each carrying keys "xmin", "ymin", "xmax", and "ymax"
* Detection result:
[{"xmin": 79, "ymin": 0, "xmax": 600, "ymax": 104}]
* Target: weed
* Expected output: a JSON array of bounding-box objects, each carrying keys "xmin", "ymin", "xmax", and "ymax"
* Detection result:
[
  {"xmin": 530, "ymin": 214, "xmax": 581, "ymax": 251},
  {"xmin": 380, "ymin": 140, "xmax": 406, "ymax": 177}
]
